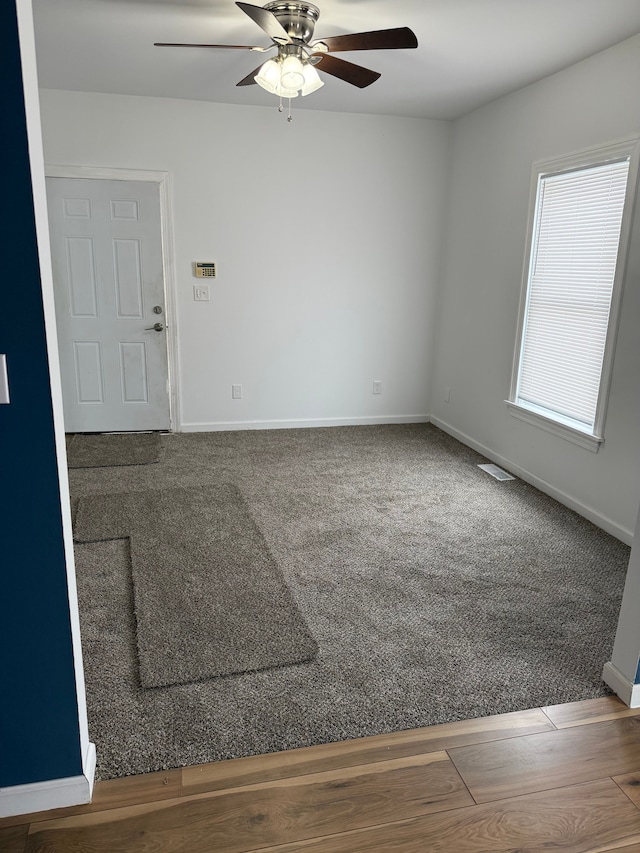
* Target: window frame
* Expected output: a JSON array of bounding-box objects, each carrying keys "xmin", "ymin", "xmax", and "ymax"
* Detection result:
[{"xmin": 507, "ymin": 136, "xmax": 640, "ymax": 453}]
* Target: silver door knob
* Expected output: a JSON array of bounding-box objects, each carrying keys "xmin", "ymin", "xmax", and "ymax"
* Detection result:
[{"xmin": 145, "ymin": 322, "xmax": 164, "ymax": 332}]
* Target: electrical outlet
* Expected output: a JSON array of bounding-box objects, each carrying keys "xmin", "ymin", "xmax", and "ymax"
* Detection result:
[
  {"xmin": 372, "ymin": 380, "xmax": 382, "ymax": 395},
  {"xmin": 231, "ymin": 384, "xmax": 242, "ymax": 400},
  {"xmin": 193, "ymin": 285, "xmax": 210, "ymax": 302}
]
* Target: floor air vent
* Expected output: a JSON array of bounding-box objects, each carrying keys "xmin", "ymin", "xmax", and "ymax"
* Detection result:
[{"xmin": 478, "ymin": 463, "xmax": 516, "ymax": 481}]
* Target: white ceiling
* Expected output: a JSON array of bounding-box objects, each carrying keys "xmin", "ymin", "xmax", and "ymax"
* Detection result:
[{"xmin": 32, "ymin": 0, "xmax": 640, "ymax": 120}]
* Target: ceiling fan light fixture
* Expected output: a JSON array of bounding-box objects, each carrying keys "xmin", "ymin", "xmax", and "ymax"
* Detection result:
[
  {"xmin": 254, "ymin": 58, "xmax": 281, "ymax": 93},
  {"xmin": 280, "ymin": 55, "xmax": 305, "ymax": 89},
  {"xmin": 300, "ymin": 62, "xmax": 323, "ymax": 95},
  {"xmin": 156, "ymin": 4, "xmax": 420, "ymax": 114}
]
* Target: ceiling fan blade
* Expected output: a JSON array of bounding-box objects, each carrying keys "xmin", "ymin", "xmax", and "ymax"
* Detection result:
[
  {"xmin": 314, "ymin": 54, "xmax": 380, "ymax": 88},
  {"xmin": 154, "ymin": 43, "xmax": 270, "ymax": 51},
  {"xmin": 313, "ymin": 27, "xmax": 418, "ymax": 53},
  {"xmin": 236, "ymin": 2, "xmax": 291, "ymax": 45},
  {"xmin": 236, "ymin": 65, "xmax": 263, "ymax": 86}
]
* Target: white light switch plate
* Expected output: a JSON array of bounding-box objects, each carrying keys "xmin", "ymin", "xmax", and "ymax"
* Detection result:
[
  {"xmin": 193, "ymin": 285, "xmax": 210, "ymax": 302},
  {"xmin": 0, "ymin": 354, "xmax": 9, "ymax": 404}
]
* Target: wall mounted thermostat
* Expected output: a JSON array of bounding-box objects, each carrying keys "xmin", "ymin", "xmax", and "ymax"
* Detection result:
[{"xmin": 193, "ymin": 262, "xmax": 216, "ymax": 278}]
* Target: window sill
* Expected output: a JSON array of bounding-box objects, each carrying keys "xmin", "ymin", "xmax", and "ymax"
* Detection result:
[{"xmin": 505, "ymin": 401, "xmax": 603, "ymax": 453}]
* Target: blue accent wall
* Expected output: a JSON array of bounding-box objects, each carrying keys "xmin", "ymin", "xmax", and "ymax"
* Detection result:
[{"xmin": 0, "ymin": 0, "xmax": 83, "ymax": 786}]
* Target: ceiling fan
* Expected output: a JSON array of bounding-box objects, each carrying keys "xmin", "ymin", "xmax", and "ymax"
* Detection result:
[{"xmin": 155, "ymin": 2, "xmax": 418, "ymax": 106}]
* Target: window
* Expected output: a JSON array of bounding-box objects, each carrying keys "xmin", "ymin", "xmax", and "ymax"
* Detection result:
[{"xmin": 508, "ymin": 139, "xmax": 639, "ymax": 451}]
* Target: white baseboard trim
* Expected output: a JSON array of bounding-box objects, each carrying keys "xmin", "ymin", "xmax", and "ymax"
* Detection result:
[
  {"xmin": 181, "ymin": 415, "xmax": 430, "ymax": 433},
  {"xmin": 602, "ymin": 662, "xmax": 640, "ymax": 708},
  {"xmin": 0, "ymin": 742, "xmax": 96, "ymax": 818},
  {"xmin": 429, "ymin": 416, "xmax": 633, "ymax": 545}
]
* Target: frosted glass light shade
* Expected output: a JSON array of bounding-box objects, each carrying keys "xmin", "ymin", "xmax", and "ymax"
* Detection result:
[
  {"xmin": 300, "ymin": 64, "xmax": 324, "ymax": 96},
  {"xmin": 276, "ymin": 84, "xmax": 299, "ymax": 98},
  {"xmin": 280, "ymin": 56, "xmax": 305, "ymax": 90},
  {"xmin": 256, "ymin": 56, "xmax": 318, "ymax": 100},
  {"xmin": 255, "ymin": 60, "xmax": 281, "ymax": 94}
]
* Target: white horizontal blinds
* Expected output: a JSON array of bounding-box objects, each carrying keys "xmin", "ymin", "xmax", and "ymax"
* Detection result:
[{"xmin": 517, "ymin": 158, "xmax": 630, "ymax": 428}]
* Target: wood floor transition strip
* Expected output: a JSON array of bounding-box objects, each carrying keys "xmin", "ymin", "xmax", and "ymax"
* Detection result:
[
  {"xmin": 543, "ymin": 696, "xmax": 640, "ymax": 729},
  {"xmin": 183, "ymin": 707, "xmax": 554, "ymax": 796}
]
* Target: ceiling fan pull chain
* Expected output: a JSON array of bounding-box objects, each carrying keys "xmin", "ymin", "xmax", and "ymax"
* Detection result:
[{"xmin": 276, "ymin": 94, "xmax": 293, "ymax": 122}]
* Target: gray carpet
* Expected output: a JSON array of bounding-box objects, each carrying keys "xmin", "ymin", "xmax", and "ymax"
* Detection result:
[
  {"xmin": 74, "ymin": 485, "xmax": 317, "ymax": 688},
  {"xmin": 67, "ymin": 432, "xmax": 161, "ymax": 468},
  {"xmin": 69, "ymin": 424, "xmax": 630, "ymax": 780}
]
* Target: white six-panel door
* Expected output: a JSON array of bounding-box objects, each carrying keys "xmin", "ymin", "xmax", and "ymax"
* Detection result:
[{"xmin": 46, "ymin": 178, "xmax": 170, "ymax": 432}]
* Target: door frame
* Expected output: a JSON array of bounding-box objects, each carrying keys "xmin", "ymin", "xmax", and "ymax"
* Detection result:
[{"xmin": 45, "ymin": 164, "xmax": 181, "ymax": 432}]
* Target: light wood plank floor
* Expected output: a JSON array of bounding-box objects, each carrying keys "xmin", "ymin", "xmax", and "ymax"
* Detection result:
[{"xmin": 2, "ymin": 696, "xmax": 640, "ymax": 852}]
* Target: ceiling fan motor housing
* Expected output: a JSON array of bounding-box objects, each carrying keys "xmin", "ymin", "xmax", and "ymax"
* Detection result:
[{"xmin": 263, "ymin": 2, "xmax": 320, "ymax": 43}]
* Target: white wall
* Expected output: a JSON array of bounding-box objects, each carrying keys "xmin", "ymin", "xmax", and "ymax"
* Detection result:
[
  {"xmin": 604, "ymin": 499, "xmax": 640, "ymax": 704},
  {"xmin": 431, "ymin": 34, "xmax": 640, "ymax": 541},
  {"xmin": 39, "ymin": 36, "xmax": 640, "ymax": 539},
  {"xmin": 39, "ymin": 90, "xmax": 450, "ymax": 431}
]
